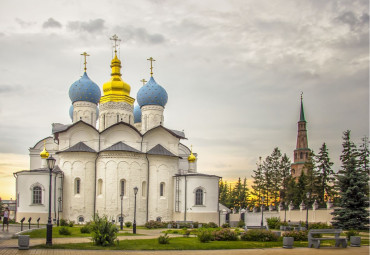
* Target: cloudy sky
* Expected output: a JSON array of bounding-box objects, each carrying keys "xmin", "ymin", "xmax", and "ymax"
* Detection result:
[{"xmin": 0, "ymin": 0, "xmax": 368, "ymax": 199}]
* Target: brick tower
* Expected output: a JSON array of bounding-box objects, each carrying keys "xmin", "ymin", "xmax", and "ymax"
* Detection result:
[{"xmin": 291, "ymin": 95, "xmax": 311, "ymax": 178}]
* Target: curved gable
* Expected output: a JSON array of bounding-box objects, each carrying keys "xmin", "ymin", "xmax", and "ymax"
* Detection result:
[{"xmin": 100, "ymin": 122, "xmax": 142, "ymax": 151}]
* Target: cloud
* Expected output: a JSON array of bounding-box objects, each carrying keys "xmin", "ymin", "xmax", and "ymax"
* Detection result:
[
  {"xmin": 116, "ymin": 26, "xmax": 165, "ymax": 44},
  {"xmin": 15, "ymin": 18, "xmax": 36, "ymax": 28},
  {"xmin": 0, "ymin": 85, "xmax": 22, "ymax": 93},
  {"xmin": 42, "ymin": 18, "xmax": 62, "ymax": 29},
  {"xmin": 335, "ymin": 11, "xmax": 369, "ymax": 31},
  {"xmin": 67, "ymin": 19, "xmax": 106, "ymax": 34}
]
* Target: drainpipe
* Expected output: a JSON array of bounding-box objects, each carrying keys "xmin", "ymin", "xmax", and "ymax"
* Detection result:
[
  {"xmin": 54, "ymin": 172, "xmax": 57, "ymax": 220},
  {"xmin": 93, "ymin": 136, "xmax": 101, "ymax": 219},
  {"xmin": 184, "ymin": 175, "xmax": 187, "ymax": 221},
  {"xmin": 141, "ymin": 136, "xmax": 149, "ymax": 222},
  {"xmin": 218, "ymin": 177, "xmax": 220, "ymax": 226}
]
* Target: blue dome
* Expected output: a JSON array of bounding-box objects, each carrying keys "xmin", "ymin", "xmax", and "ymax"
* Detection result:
[
  {"xmin": 137, "ymin": 77, "xmax": 168, "ymax": 107},
  {"xmin": 69, "ymin": 72, "xmax": 101, "ymax": 104},
  {"xmin": 133, "ymin": 105, "xmax": 142, "ymax": 123},
  {"xmin": 69, "ymin": 105, "xmax": 99, "ymax": 121}
]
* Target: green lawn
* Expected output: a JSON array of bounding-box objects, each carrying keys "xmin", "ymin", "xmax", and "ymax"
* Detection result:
[{"xmin": 20, "ymin": 226, "xmax": 141, "ymax": 238}]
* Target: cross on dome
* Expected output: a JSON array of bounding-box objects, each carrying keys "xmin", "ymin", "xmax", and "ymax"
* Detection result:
[
  {"xmin": 147, "ymin": 57, "xmax": 156, "ymax": 77},
  {"xmin": 140, "ymin": 79, "xmax": 147, "ymax": 86},
  {"xmin": 110, "ymin": 34, "xmax": 121, "ymax": 53},
  {"xmin": 80, "ymin": 52, "xmax": 90, "ymax": 72}
]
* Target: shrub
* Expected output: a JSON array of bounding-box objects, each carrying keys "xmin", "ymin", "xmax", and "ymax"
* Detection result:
[
  {"xmin": 59, "ymin": 226, "xmax": 71, "ymax": 235},
  {"xmin": 144, "ymin": 220, "xmax": 166, "ymax": 229},
  {"xmin": 125, "ymin": 221, "xmax": 132, "ymax": 228},
  {"xmin": 192, "ymin": 222, "xmax": 199, "ymax": 228},
  {"xmin": 60, "ymin": 219, "xmax": 68, "ymax": 226},
  {"xmin": 237, "ymin": 220, "xmax": 245, "ymax": 228},
  {"xmin": 182, "ymin": 228, "xmax": 191, "ymax": 237},
  {"xmin": 213, "ymin": 228, "xmax": 238, "ymax": 241},
  {"xmin": 68, "ymin": 221, "xmax": 75, "ymax": 227},
  {"xmin": 158, "ymin": 233, "xmax": 170, "ymax": 244},
  {"xmin": 282, "ymin": 230, "xmax": 308, "ymax": 241},
  {"xmin": 266, "ymin": 217, "xmax": 280, "ymax": 229},
  {"xmin": 91, "ymin": 214, "xmax": 118, "ymax": 246},
  {"xmin": 234, "ymin": 228, "xmax": 241, "ymax": 236},
  {"xmin": 204, "ymin": 222, "xmax": 218, "ymax": 228},
  {"xmin": 221, "ymin": 223, "xmax": 230, "ymax": 228},
  {"xmin": 240, "ymin": 229, "xmax": 278, "ymax": 242},
  {"xmin": 80, "ymin": 225, "xmax": 91, "ymax": 234},
  {"xmin": 197, "ymin": 228, "xmax": 213, "ymax": 243},
  {"xmin": 308, "ymin": 222, "xmax": 332, "ymax": 229},
  {"xmin": 346, "ymin": 230, "xmax": 359, "ymax": 239}
]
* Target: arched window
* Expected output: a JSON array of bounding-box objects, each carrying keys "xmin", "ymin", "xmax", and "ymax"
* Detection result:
[
  {"xmin": 75, "ymin": 178, "xmax": 81, "ymax": 195},
  {"xmin": 78, "ymin": 216, "xmax": 84, "ymax": 223},
  {"xmin": 33, "ymin": 186, "xmax": 42, "ymax": 204},
  {"xmin": 142, "ymin": 181, "xmax": 146, "ymax": 198},
  {"xmin": 160, "ymin": 182, "xmax": 165, "ymax": 197},
  {"xmin": 195, "ymin": 188, "xmax": 203, "ymax": 205},
  {"xmin": 156, "ymin": 217, "xmax": 162, "ymax": 222},
  {"xmin": 98, "ymin": 179, "xmax": 103, "ymax": 195},
  {"xmin": 120, "ymin": 180, "xmax": 126, "ymax": 196}
]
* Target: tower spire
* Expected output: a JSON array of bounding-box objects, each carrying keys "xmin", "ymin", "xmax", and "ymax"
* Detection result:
[
  {"xmin": 147, "ymin": 57, "xmax": 156, "ymax": 77},
  {"xmin": 110, "ymin": 34, "xmax": 121, "ymax": 54},
  {"xmin": 300, "ymin": 92, "xmax": 306, "ymax": 122},
  {"xmin": 80, "ymin": 52, "xmax": 90, "ymax": 72}
]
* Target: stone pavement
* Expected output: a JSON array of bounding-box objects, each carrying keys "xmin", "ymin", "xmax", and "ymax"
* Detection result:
[{"xmin": 0, "ymin": 224, "xmax": 41, "ymax": 240}]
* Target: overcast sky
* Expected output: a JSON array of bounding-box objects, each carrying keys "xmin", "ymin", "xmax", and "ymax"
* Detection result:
[{"xmin": 0, "ymin": 0, "xmax": 368, "ymax": 199}]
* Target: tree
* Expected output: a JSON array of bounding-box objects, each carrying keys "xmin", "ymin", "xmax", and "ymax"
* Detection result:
[
  {"xmin": 304, "ymin": 151, "xmax": 319, "ymax": 199},
  {"xmin": 331, "ymin": 130, "xmax": 369, "ymax": 230},
  {"xmin": 315, "ymin": 143, "xmax": 335, "ymax": 205},
  {"xmin": 295, "ymin": 171, "xmax": 308, "ymax": 207},
  {"xmin": 251, "ymin": 157, "xmax": 264, "ymax": 206},
  {"xmin": 279, "ymin": 153, "xmax": 291, "ymax": 206},
  {"xmin": 358, "ymin": 136, "xmax": 369, "ymax": 175},
  {"xmin": 219, "ymin": 179, "xmax": 232, "ymax": 209},
  {"xmin": 270, "ymin": 148, "xmax": 282, "ymax": 207}
]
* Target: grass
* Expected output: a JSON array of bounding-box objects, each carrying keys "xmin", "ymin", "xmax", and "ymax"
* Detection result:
[{"xmin": 20, "ymin": 226, "xmax": 142, "ymax": 238}]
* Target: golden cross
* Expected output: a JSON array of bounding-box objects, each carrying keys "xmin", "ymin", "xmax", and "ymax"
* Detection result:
[
  {"xmin": 80, "ymin": 52, "xmax": 90, "ymax": 72},
  {"xmin": 140, "ymin": 79, "xmax": 147, "ymax": 85},
  {"xmin": 147, "ymin": 57, "xmax": 156, "ymax": 77},
  {"xmin": 110, "ymin": 34, "xmax": 121, "ymax": 53}
]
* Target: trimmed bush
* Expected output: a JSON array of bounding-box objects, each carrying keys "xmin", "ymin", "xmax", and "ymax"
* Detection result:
[
  {"xmin": 308, "ymin": 222, "xmax": 332, "ymax": 229},
  {"xmin": 80, "ymin": 225, "xmax": 91, "ymax": 234},
  {"xmin": 59, "ymin": 226, "xmax": 71, "ymax": 235},
  {"xmin": 266, "ymin": 217, "xmax": 280, "ymax": 229},
  {"xmin": 213, "ymin": 228, "xmax": 238, "ymax": 241},
  {"xmin": 68, "ymin": 221, "xmax": 75, "ymax": 227},
  {"xmin": 125, "ymin": 221, "xmax": 132, "ymax": 228},
  {"xmin": 346, "ymin": 230, "xmax": 359, "ymax": 239},
  {"xmin": 91, "ymin": 214, "xmax": 118, "ymax": 246},
  {"xmin": 240, "ymin": 229, "xmax": 278, "ymax": 242},
  {"xmin": 197, "ymin": 228, "xmax": 213, "ymax": 243},
  {"xmin": 221, "ymin": 223, "xmax": 230, "ymax": 228},
  {"xmin": 282, "ymin": 230, "xmax": 308, "ymax": 241},
  {"xmin": 204, "ymin": 222, "xmax": 218, "ymax": 228},
  {"xmin": 144, "ymin": 220, "xmax": 166, "ymax": 229},
  {"xmin": 60, "ymin": 219, "xmax": 68, "ymax": 226},
  {"xmin": 158, "ymin": 233, "xmax": 170, "ymax": 244},
  {"xmin": 237, "ymin": 220, "xmax": 245, "ymax": 228}
]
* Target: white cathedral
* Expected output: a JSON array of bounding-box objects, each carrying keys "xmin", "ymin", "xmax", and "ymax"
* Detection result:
[{"xmin": 14, "ymin": 38, "xmax": 221, "ymax": 225}]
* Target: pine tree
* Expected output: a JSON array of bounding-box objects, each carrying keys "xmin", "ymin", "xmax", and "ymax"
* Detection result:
[
  {"xmin": 231, "ymin": 178, "xmax": 243, "ymax": 210},
  {"xmin": 286, "ymin": 176, "xmax": 298, "ymax": 207},
  {"xmin": 358, "ymin": 136, "xmax": 369, "ymax": 175},
  {"xmin": 315, "ymin": 143, "xmax": 335, "ymax": 205},
  {"xmin": 270, "ymin": 148, "xmax": 282, "ymax": 207},
  {"xmin": 240, "ymin": 177, "xmax": 249, "ymax": 209},
  {"xmin": 251, "ymin": 157, "xmax": 264, "ymax": 206},
  {"xmin": 279, "ymin": 153, "xmax": 291, "ymax": 207},
  {"xmin": 295, "ymin": 171, "xmax": 308, "ymax": 207},
  {"xmin": 332, "ymin": 130, "xmax": 369, "ymax": 230},
  {"xmin": 304, "ymin": 151, "xmax": 319, "ymax": 198}
]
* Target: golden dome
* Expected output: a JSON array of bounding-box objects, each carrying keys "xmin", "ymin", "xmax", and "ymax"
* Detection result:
[
  {"xmin": 188, "ymin": 145, "xmax": 196, "ymax": 163},
  {"xmin": 101, "ymin": 54, "xmax": 131, "ymax": 99},
  {"xmin": 40, "ymin": 142, "xmax": 50, "ymax": 159}
]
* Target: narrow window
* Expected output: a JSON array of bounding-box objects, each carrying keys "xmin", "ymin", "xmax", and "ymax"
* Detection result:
[
  {"xmin": 98, "ymin": 179, "xmax": 103, "ymax": 195},
  {"xmin": 75, "ymin": 178, "xmax": 81, "ymax": 194},
  {"xmin": 156, "ymin": 217, "xmax": 162, "ymax": 222},
  {"xmin": 120, "ymin": 180, "xmax": 125, "ymax": 196},
  {"xmin": 117, "ymin": 114, "xmax": 119, "ymax": 123},
  {"xmin": 300, "ymin": 152, "xmax": 303, "ymax": 159},
  {"xmin": 33, "ymin": 186, "xmax": 42, "ymax": 204},
  {"xmin": 306, "ymin": 152, "xmax": 308, "ymax": 159},
  {"xmin": 160, "ymin": 182, "xmax": 165, "ymax": 197},
  {"xmin": 142, "ymin": 181, "xmax": 146, "ymax": 198},
  {"xmin": 195, "ymin": 189, "xmax": 203, "ymax": 205},
  {"xmin": 78, "ymin": 216, "xmax": 84, "ymax": 223}
]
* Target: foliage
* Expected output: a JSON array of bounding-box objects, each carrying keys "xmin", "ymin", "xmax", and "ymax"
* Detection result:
[
  {"xmin": 240, "ymin": 229, "xmax": 278, "ymax": 242},
  {"xmin": 197, "ymin": 228, "xmax": 213, "ymax": 243},
  {"xmin": 91, "ymin": 214, "xmax": 118, "ymax": 246},
  {"xmin": 125, "ymin": 221, "xmax": 132, "ymax": 228},
  {"xmin": 282, "ymin": 230, "xmax": 308, "ymax": 241},
  {"xmin": 58, "ymin": 227, "xmax": 71, "ymax": 235},
  {"xmin": 346, "ymin": 230, "xmax": 359, "ymax": 239},
  {"xmin": 308, "ymin": 222, "xmax": 332, "ymax": 230},
  {"xmin": 204, "ymin": 222, "xmax": 218, "ymax": 228},
  {"xmin": 266, "ymin": 217, "xmax": 280, "ymax": 229},
  {"xmin": 182, "ymin": 228, "xmax": 191, "ymax": 237},
  {"xmin": 144, "ymin": 220, "xmax": 166, "ymax": 229},
  {"xmin": 192, "ymin": 222, "xmax": 199, "ymax": 228},
  {"xmin": 0, "ymin": 199, "xmax": 3, "ymax": 217},
  {"xmin": 68, "ymin": 221, "xmax": 75, "ymax": 227},
  {"xmin": 158, "ymin": 233, "xmax": 170, "ymax": 244},
  {"xmin": 80, "ymin": 225, "xmax": 91, "ymax": 234},
  {"xmin": 332, "ymin": 130, "xmax": 369, "ymax": 230},
  {"xmin": 315, "ymin": 143, "xmax": 335, "ymax": 205},
  {"xmin": 237, "ymin": 220, "xmax": 245, "ymax": 228},
  {"xmin": 60, "ymin": 219, "xmax": 69, "ymax": 226},
  {"xmin": 221, "ymin": 223, "xmax": 230, "ymax": 228},
  {"xmin": 212, "ymin": 228, "xmax": 238, "ymax": 241}
]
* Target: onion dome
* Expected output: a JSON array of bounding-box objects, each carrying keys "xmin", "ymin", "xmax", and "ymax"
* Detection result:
[
  {"xmin": 137, "ymin": 77, "xmax": 168, "ymax": 107},
  {"xmin": 69, "ymin": 72, "xmax": 101, "ymax": 104},
  {"xmin": 188, "ymin": 145, "xmax": 196, "ymax": 163},
  {"xmin": 133, "ymin": 104, "xmax": 142, "ymax": 123},
  {"xmin": 40, "ymin": 141, "xmax": 50, "ymax": 159},
  {"xmin": 69, "ymin": 105, "xmax": 99, "ymax": 121}
]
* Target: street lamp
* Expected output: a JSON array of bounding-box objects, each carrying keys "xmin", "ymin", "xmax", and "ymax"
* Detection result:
[
  {"xmin": 57, "ymin": 197, "xmax": 61, "ymax": 226},
  {"xmin": 46, "ymin": 155, "xmax": 56, "ymax": 246},
  {"xmin": 133, "ymin": 187, "xmax": 138, "ymax": 234},
  {"xmin": 261, "ymin": 196, "xmax": 265, "ymax": 228},
  {"xmin": 306, "ymin": 192, "xmax": 310, "ymax": 230},
  {"xmin": 120, "ymin": 193, "xmax": 124, "ymax": 230}
]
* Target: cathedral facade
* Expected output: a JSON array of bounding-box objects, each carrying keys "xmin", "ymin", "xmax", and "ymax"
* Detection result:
[{"xmin": 14, "ymin": 39, "xmax": 221, "ymax": 225}]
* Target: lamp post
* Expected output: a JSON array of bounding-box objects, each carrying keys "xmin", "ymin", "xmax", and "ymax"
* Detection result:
[
  {"xmin": 46, "ymin": 155, "xmax": 56, "ymax": 246},
  {"xmin": 306, "ymin": 192, "xmax": 310, "ymax": 230},
  {"xmin": 260, "ymin": 196, "xmax": 265, "ymax": 228},
  {"xmin": 133, "ymin": 187, "xmax": 138, "ymax": 234},
  {"xmin": 57, "ymin": 197, "xmax": 61, "ymax": 226},
  {"xmin": 120, "ymin": 193, "xmax": 123, "ymax": 230}
]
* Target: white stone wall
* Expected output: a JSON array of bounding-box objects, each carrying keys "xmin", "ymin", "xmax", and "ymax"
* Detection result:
[
  {"xmin": 143, "ymin": 128, "xmax": 179, "ymax": 155},
  {"xmin": 72, "ymin": 101, "xmax": 97, "ymax": 127},
  {"xmin": 29, "ymin": 137, "xmax": 59, "ymax": 170},
  {"xmin": 100, "ymin": 124, "xmax": 142, "ymax": 151},
  {"xmin": 99, "ymin": 101, "xmax": 134, "ymax": 131},
  {"xmin": 141, "ymin": 105, "xmax": 164, "ymax": 133},
  {"xmin": 57, "ymin": 122, "xmax": 99, "ymax": 152}
]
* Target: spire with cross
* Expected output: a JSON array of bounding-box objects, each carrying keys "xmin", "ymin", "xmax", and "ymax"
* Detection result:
[
  {"xmin": 140, "ymin": 79, "xmax": 147, "ymax": 86},
  {"xmin": 110, "ymin": 34, "xmax": 121, "ymax": 54},
  {"xmin": 80, "ymin": 52, "xmax": 90, "ymax": 72},
  {"xmin": 147, "ymin": 57, "xmax": 156, "ymax": 77}
]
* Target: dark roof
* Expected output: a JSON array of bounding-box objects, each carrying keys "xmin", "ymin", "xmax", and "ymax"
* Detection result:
[
  {"xmin": 101, "ymin": 142, "xmax": 142, "ymax": 153},
  {"xmin": 168, "ymin": 128, "xmax": 186, "ymax": 139},
  {"xmin": 100, "ymin": 121, "xmax": 142, "ymax": 136},
  {"xmin": 147, "ymin": 144, "xmax": 177, "ymax": 157},
  {"xmin": 57, "ymin": 142, "xmax": 96, "ymax": 153},
  {"xmin": 52, "ymin": 123, "xmax": 71, "ymax": 134},
  {"xmin": 14, "ymin": 166, "xmax": 63, "ymax": 175},
  {"xmin": 299, "ymin": 97, "xmax": 306, "ymax": 122},
  {"xmin": 143, "ymin": 125, "xmax": 186, "ymax": 139},
  {"xmin": 174, "ymin": 172, "xmax": 221, "ymax": 178}
]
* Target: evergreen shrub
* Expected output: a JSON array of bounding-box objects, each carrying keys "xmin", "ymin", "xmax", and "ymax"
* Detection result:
[
  {"xmin": 237, "ymin": 220, "xmax": 245, "ymax": 228},
  {"xmin": 308, "ymin": 222, "xmax": 332, "ymax": 229},
  {"xmin": 68, "ymin": 220, "xmax": 75, "ymax": 227},
  {"xmin": 221, "ymin": 223, "xmax": 230, "ymax": 228},
  {"xmin": 197, "ymin": 228, "xmax": 213, "ymax": 243},
  {"xmin": 266, "ymin": 217, "xmax": 280, "ymax": 229},
  {"xmin": 80, "ymin": 225, "xmax": 91, "ymax": 234},
  {"xmin": 125, "ymin": 221, "xmax": 132, "ymax": 227},
  {"xmin": 59, "ymin": 226, "xmax": 71, "ymax": 235},
  {"xmin": 158, "ymin": 233, "xmax": 170, "ymax": 244},
  {"xmin": 60, "ymin": 219, "xmax": 68, "ymax": 226},
  {"xmin": 91, "ymin": 214, "xmax": 118, "ymax": 246},
  {"xmin": 204, "ymin": 222, "xmax": 218, "ymax": 228},
  {"xmin": 240, "ymin": 229, "xmax": 278, "ymax": 242},
  {"xmin": 282, "ymin": 230, "xmax": 308, "ymax": 241}
]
